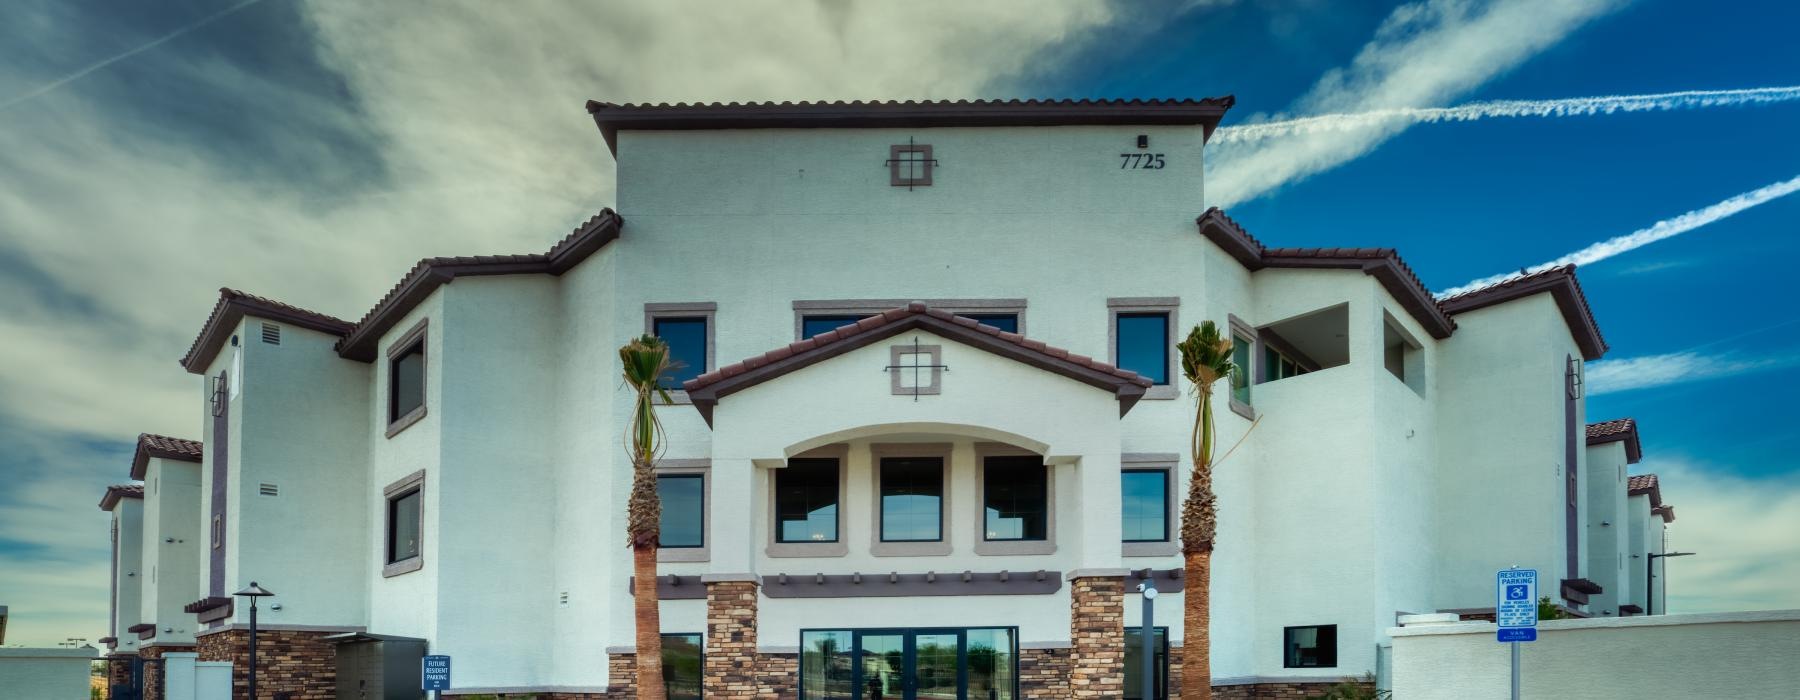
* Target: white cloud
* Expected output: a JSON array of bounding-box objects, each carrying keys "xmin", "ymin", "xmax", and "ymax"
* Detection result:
[
  {"xmin": 1586, "ymin": 351, "xmax": 1799, "ymax": 395},
  {"xmin": 1439, "ymin": 173, "xmax": 1800, "ymax": 297},
  {"xmin": 1210, "ymin": 85, "xmax": 1800, "ymax": 144},
  {"xmin": 1648, "ymin": 459, "xmax": 1800, "ymax": 614},
  {"xmin": 1206, "ymin": 0, "xmax": 1625, "ymax": 208}
]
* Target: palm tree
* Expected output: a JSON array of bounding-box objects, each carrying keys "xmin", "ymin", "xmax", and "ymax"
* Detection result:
[
  {"xmin": 621, "ymin": 335, "xmax": 675, "ymax": 700},
  {"xmin": 1176, "ymin": 321, "xmax": 1236, "ymax": 700}
]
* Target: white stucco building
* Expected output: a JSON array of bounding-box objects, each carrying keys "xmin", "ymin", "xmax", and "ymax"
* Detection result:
[{"xmin": 98, "ymin": 98, "xmax": 1680, "ymax": 699}]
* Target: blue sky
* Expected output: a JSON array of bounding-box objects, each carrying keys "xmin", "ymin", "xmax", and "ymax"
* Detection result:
[{"xmin": 2, "ymin": 0, "xmax": 1796, "ymax": 645}]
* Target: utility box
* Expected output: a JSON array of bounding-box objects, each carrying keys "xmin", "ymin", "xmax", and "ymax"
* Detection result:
[{"xmin": 326, "ymin": 632, "xmax": 428, "ymax": 700}]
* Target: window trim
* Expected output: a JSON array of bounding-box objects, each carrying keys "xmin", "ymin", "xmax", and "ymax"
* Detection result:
[
  {"xmin": 973, "ymin": 443, "xmax": 1056, "ymax": 556},
  {"xmin": 656, "ymin": 460, "xmax": 710, "ymax": 563},
  {"xmin": 1121, "ymin": 454, "xmax": 1179, "ymax": 557},
  {"xmin": 767, "ymin": 445, "xmax": 849, "ymax": 558},
  {"xmin": 1227, "ymin": 314, "xmax": 1257, "ymax": 420},
  {"xmin": 1282, "ymin": 623, "xmax": 1339, "ymax": 669},
  {"xmin": 1108, "ymin": 297, "xmax": 1180, "ymax": 399},
  {"xmin": 870, "ymin": 443, "xmax": 953, "ymax": 557},
  {"xmin": 889, "ymin": 143, "xmax": 934, "ymax": 187},
  {"xmin": 645, "ymin": 302, "xmax": 717, "ymax": 405},
  {"xmin": 792, "ymin": 299, "xmax": 1026, "ymax": 340},
  {"xmin": 384, "ymin": 318, "xmax": 430, "ymax": 438},
  {"xmin": 381, "ymin": 469, "xmax": 426, "ymax": 577}
]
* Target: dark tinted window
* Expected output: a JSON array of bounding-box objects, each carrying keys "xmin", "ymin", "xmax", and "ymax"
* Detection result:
[
  {"xmin": 662, "ymin": 633, "xmax": 703, "ymax": 700},
  {"xmin": 984, "ymin": 456, "xmax": 1047, "ymax": 541},
  {"xmin": 1124, "ymin": 627, "xmax": 1168, "ymax": 700},
  {"xmin": 962, "ymin": 313, "xmax": 1019, "ymax": 333},
  {"xmin": 1283, "ymin": 625, "xmax": 1338, "ymax": 668},
  {"xmin": 1121, "ymin": 469, "xmax": 1169, "ymax": 542},
  {"xmin": 801, "ymin": 315, "xmax": 871, "ymax": 339},
  {"xmin": 657, "ymin": 474, "xmax": 704, "ymax": 548},
  {"xmin": 1116, "ymin": 312, "xmax": 1170, "ymax": 385},
  {"xmin": 387, "ymin": 489, "xmax": 421, "ymax": 563},
  {"xmin": 390, "ymin": 342, "xmax": 425, "ymax": 421},
  {"xmin": 652, "ymin": 317, "xmax": 707, "ymax": 389},
  {"xmin": 880, "ymin": 457, "xmax": 943, "ymax": 542},
  {"xmin": 777, "ymin": 458, "xmax": 839, "ymax": 543}
]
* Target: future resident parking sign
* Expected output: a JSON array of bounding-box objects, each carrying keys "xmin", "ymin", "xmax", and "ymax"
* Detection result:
[{"xmin": 1496, "ymin": 568, "xmax": 1538, "ymax": 642}]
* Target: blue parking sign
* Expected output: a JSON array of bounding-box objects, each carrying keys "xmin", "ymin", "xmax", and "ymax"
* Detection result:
[
  {"xmin": 1495, "ymin": 568, "xmax": 1538, "ymax": 642},
  {"xmin": 422, "ymin": 655, "xmax": 451, "ymax": 691}
]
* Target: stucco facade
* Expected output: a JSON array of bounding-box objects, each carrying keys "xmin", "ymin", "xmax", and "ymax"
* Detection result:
[{"xmin": 98, "ymin": 99, "xmax": 1677, "ymax": 697}]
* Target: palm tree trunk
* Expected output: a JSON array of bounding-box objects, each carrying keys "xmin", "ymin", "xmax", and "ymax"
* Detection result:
[
  {"xmin": 633, "ymin": 543, "xmax": 666, "ymax": 700},
  {"xmin": 1181, "ymin": 550, "xmax": 1212, "ymax": 700}
]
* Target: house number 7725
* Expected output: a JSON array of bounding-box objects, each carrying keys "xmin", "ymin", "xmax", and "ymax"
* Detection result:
[{"xmin": 1120, "ymin": 153, "xmax": 1166, "ymax": 169}]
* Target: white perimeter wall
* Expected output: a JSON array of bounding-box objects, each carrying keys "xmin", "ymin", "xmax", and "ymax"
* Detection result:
[
  {"xmin": 1390, "ymin": 611, "xmax": 1800, "ymax": 699},
  {"xmin": 0, "ymin": 648, "xmax": 98, "ymax": 699}
]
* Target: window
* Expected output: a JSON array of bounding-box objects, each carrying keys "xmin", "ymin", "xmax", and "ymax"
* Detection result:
[
  {"xmin": 889, "ymin": 143, "xmax": 934, "ymax": 187},
  {"xmin": 1284, "ymin": 625, "xmax": 1338, "ymax": 668},
  {"xmin": 1122, "ymin": 469, "xmax": 1170, "ymax": 543},
  {"xmin": 962, "ymin": 313, "xmax": 1019, "ymax": 334},
  {"xmin": 983, "ymin": 456, "xmax": 1047, "ymax": 541},
  {"xmin": 801, "ymin": 314, "xmax": 872, "ymax": 340},
  {"xmin": 1124, "ymin": 627, "xmax": 1169, "ymax": 700},
  {"xmin": 880, "ymin": 457, "xmax": 944, "ymax": 542},
  {"xmin": 211, "ymin": 515, "xmax": 221, "ymax": 550},
  {"xmin": 776, "ymin": 459, "xmax": 840, "ymax": 543},
  {"xmin": 386, "ymin": 319, "xmax": 428, "ymax": 435},
  {"xmin": 657, "ymin": 474, "xmax": 704, "ymax": 548},
  {"xmin": 661, "ymin": 633, "xmax": 703, "ymax": 700},
  {"xmin": 652, "ymin": 317, "xmax": 708, "ymax": 389},
  {"xmin": 1264, "ymin": 346, "xmax": 1309, "ymax": 381},
  {"xmin": 387, "ymin": 489, "xmax": 422, "ymax": 564},
  {"xmin": 1116, "ymin": 313, "xmax": 1170, "ymax": 385},
  {"xmin": 1229, "ymin": 315, "xmax": 1255, "ymax": 415}
]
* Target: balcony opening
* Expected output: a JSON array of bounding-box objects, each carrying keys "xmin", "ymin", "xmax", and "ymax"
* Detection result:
[
  {"xmin": 1383, "ymin": 310, "xmax": 1425, "ymax": 396},
  {"xmin": 1258, "ymin": 303, "xmax": 1348, "ymax": 384}
]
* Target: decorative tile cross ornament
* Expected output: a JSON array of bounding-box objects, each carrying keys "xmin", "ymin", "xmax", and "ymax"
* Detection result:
[
  {"xmin": 884, "ymin": 337, "xmax": 946, "ymax": 399},
  {"xmin": 886, "ymin": 138, "xmax": 936, "ymax": 189}
]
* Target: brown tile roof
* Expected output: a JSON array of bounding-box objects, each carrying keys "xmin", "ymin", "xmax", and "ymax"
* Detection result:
[
  {"xmin": 333, "ymin": 209, "xmax": 621, "ymax": 361},
  {"xmin": 1627, "ymin": 473, "xmax": 1659, "ymax": 493},
  {"xmin": 1438, "ymin": 266, "xmax": 1608, "ymax": 360},
  {"xmin": 1628, "ymin": 473, "xmax": 1673, "ymax": 520},
  {"xmin": 684, "ymin": 302, "xmax": 1153, "ymax": 424},
  {"xmin": 586, "ymin": 97, "xmax": 1238, "ymax": 154},
  {"xmin": 1586, "ymin": 418, "xmax": 1643, "ymax": 463},
  {"xmin": 1196, "ymin": 208, "xmax": 1455, "ymax": 339},
  {"xmin": 99, "ymin": 483, "xmax": 143, "ymax": 511},
  {"xmin": 130, "ymin": 433, "xmax": 202, "ymax": 480},
  {"xmin": 180, "ymin": 289, "xmax": 355, "ymax": 373}
]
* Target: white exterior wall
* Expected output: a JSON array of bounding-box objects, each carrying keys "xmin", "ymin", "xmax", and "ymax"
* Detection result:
[
  {"xmin": 1431, "ymin": 294, "xmax": 1585, "ymax": 611},
  {"xmin": 140, "ymin": 457, "xmax": 202, "ymax": 645},
  {"xmin": 0, "ymin": 648, "xmax": 99, "ymax": 699},
  {"xmin": 1626, "ymin": 493, "xmax": 1668, "ymax": 614},
  {"xmin": 367, "ymin": 295, "xmax": 445, "ymax": 643},
  {"xmin": 1390, "ymin": 611, "xmax": 1800, "ymax": 698},
  {"xmin": 110, "ymin": 498, "xmax": 145, "ymax": 655},
  {"xmin": 1585, "ymin": 442, "xmax": 1631, "ymax": 615}
]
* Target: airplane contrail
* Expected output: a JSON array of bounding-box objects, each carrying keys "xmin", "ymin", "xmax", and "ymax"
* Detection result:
[
  {"xmin": 1438, "ymin": 173, "xmax": 1800, "ymax": 298},
  {"xmin": 1213, "ymin": 87, "xmax": 1800, "ymax": 145},
  {"xmin": 0, "ymin": 0, "xmax": 268, "ymax": 111}
]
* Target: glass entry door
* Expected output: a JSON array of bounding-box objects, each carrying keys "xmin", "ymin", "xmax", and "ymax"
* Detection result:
[{"xmin": 851, "ymin": 629, "xmax": 967, "ymax": 700}]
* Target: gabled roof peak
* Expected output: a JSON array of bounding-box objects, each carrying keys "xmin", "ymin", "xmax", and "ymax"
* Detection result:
[
  {"xmin": 1587, "ymin": 418, "xmax": 1643, "ymax": 463},
  {"xmin": 131, "ymin": 433, "xmax": 202, "ymax": 480}
]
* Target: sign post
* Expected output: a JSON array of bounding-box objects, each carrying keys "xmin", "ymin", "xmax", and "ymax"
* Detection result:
[
  {"xmin": 422, "ymin": 654, "xmax": 451, "ymax": 699},
  {"xmin": 1495, "ymin": 568, "xmax": 1538, "ymax": 700}
]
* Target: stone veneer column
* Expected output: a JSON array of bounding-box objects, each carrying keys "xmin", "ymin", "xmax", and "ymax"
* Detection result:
[
  {"xmin": 1066, "ymin": 571, "xmax": 1127, "ymax": 698},
  {"xmin": 196, "ymin": 628, "xmax": 337, "ymax": 699},
  {"xmin": 703, "ymin": 576, "xmax": 760, "ymax": 699}
]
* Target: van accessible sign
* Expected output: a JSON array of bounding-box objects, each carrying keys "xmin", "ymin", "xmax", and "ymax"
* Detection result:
[
  {"xmin": 1496, "ymin": 568, "xmax": 1538, "ymax": 642},
  {"xmin": 422, "ymin": 655, "xmax": 451, "ymax": 691}
]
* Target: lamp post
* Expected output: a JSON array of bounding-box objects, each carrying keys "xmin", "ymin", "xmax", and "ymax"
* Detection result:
[
  {"xmin": 233, "ymin": 582, "xmax": 275, "ymax": 699},
  {"xmin": 1137, "ymin": 579, "xmax": 1158, "ymax": 700},
  {"xmin": 1644, "ymin": 552, "xmax": 1694, "ymax": 615}
]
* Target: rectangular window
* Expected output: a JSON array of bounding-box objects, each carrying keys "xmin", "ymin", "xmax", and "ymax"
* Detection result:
[
  {"xmin": 777, "ymin": 459, "xmax": 840, "ymax": 543},
  {"xmin": 387, "ymin": 488, "xmax": 422, "ymax": 564},
  {"xmin": 1264, "ymin": 346, "xmax": 1308, "ymax": 381},
  {"xmin": 1230, "ymin": 331, "xmax": 1253, "ymax": 406},
  {"xmin": 652, "ymin": 317, "xmax": 708, "ymax": 389},
  {"xmin": 656, "ymin": 474, "xmax": 704, "ymax": 548},
  {"xmin": 1124, "ymin": 626, "xmax": 1169, "ymax": 700},
  {"xmin": 1283, "ymin": 625, "xmax": 1338, "ymax": 668},
  {"xmin": 800, "ymin": 630, "xmax": 854, "ymax": 698},
  {"xmin": 1121, "ymin": 469, "xmax": 1170, "ymax": 543},
  {"xmin": 1116, "ymin": 312, "xmax": 1171, "ymax": 385},
  {"xmin": 661, "ymin": 633, "xmax": 703, "ymax": 700},
  {"xmin": 801, "ymin": 314, "xmax": 872, "ymax": 340},
  {"xmin": 962, "ymin": 313, "xmax": 1019, "ymax": 334},
  {"xmin": 880, "ymin": 457, "xmax": 944, "ymax": 542},
  {"xmin": 390, "ymin": 341, "xmax": 425, "ymax": 422},
  {"xmin": 983, "ymin": 456, "xmax": 1047, "ymax": 541}
]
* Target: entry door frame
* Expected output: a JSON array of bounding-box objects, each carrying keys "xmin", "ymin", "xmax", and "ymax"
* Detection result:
[{"xmin": 850, "ymin": 627, "xmax": 969, "ymax": 700}]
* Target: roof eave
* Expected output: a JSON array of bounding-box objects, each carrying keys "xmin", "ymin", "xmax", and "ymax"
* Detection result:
[
  {"xmin": 181, "ymin": 293, "xmax": 354, "ymax": 374},
  {"xmin": 1439, "ymin": 268, "xmax": 1608, "ymax": 360}
]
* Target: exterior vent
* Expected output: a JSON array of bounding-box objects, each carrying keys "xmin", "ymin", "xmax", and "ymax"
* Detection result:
[
  {"xmin": 259, "ymin": 483, "xmax": 279, "ymax": 497},
  {"xmin": 559, "ymin": 591, "xmax": 570, "ymax": 607},
  {"xmin": 261, "ymin": 322, "xmax": 281, "ymax": 345}
]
